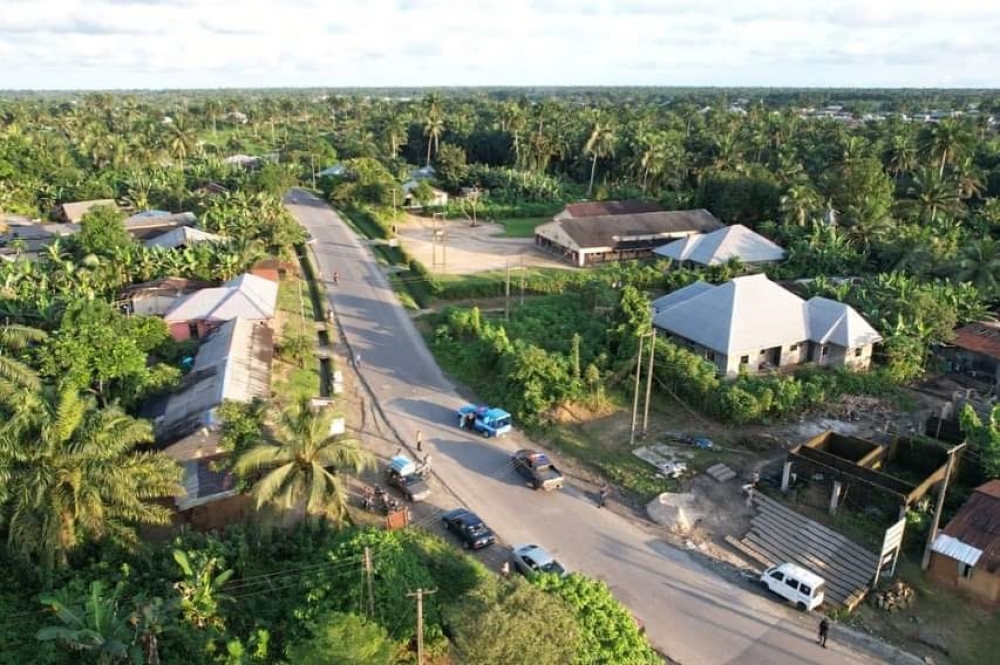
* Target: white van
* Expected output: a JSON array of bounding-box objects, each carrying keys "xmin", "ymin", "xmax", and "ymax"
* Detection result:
[{"xmin": 760, "ymin": 563, "xmax": 826, "ymax": 611}]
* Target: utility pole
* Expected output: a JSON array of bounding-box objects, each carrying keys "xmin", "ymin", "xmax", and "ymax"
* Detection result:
[
  {"xmin": 642, "ymin": 329, "xmax": 656, "ymax": 435},
  {"xmin": 629, "ymin": 333, "xmax": 646, "ymax": 447},
  {"xmin": 407, "ymin": 588, "xmax": 437, "ymax": 665},
  {"xmin": 921, "ymin": 442, "xmax": 967, "ymax": 571},
  {"xmin": 363, "ymin": 547, "xmax": 375, "ymax": 620},
  {"xmin": 504, "ymin": 260, "xmax": 511, "ymax": 321},
  {"xmin": 310, "ymin": 153, "xmax": 316, "ymax": 190},
  {"xmin": 519, "ymin": 255, "xmax": 525, "ymax": 307}
]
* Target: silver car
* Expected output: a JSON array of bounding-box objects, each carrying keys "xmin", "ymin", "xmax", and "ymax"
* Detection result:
[{"xmin": 510, "ymin": 543, "xmax": 567, "ymax": 577}]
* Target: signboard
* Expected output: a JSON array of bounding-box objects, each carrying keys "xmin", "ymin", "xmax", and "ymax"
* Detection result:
[{"xmin": 873, "ymin": 517, "xmax": 907, "ymax": 586}]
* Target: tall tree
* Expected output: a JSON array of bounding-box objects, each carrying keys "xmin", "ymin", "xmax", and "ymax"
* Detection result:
[
  {"xmin": 954, "ymin": 236, "xmax": 1000, "ymax": 300},
  {"xmin": 584, "ymin": 121, "xmax": 615, "ymax": 198},
  {"xmin": 919, "ymin": 118, "xmax": 974, "ymax": 177},
  {"xmin": 234, "ymin": 397, "xmax": 374, "ymax": 522},
  {"xmin": 0, "ymin": 389, "xmax": 181, "ymax": 569}
]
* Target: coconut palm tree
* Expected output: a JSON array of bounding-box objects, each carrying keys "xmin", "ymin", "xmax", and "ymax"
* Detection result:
[
  {"xmin": 900, "ymin": 167, "xmax": 962, "ymax": 226},
  {"xmin": 234, "ymin": 397, "xmax": 374, "ymax": 523},
  {"xmin": 0, "ymin": 389, "xmax": 182, "ymax": 570},
  {"xmin": 954, "ymin": 236, "xmax": 1000, "ymax": 300},
  {"xmin": 584, "ymin": 121, "xmax": 615, "ymax": 198},
  {"xmin": 779, "ymin": 185, "xmax": 823, "ymax": 227},
  {"xmin": 919, "ymin": 118, "xmax": 974, "ymax": 177},
  {"xmin": 423, "ymin": 115, "xmax": 445, "ymax": 166}
]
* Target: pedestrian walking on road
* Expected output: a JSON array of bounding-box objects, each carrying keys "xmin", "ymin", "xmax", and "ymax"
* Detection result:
[
  {"xmin": 817, "ymin": 617, "xmax": 829, "ymax": 648},
  {"xmin": 598, "ymin": 482, "xmax": 610, "ymax": 508},
  {"xmin": 415, "ymin": 430, "xmax": 423, "ymax": 453},
  {"xmin": 500, "ymin": 561, "xmax": 510, "ymax": 578},
  {"xmin": 333, "ymin": 271, "xmax": 340, "ymax": 285},
  {"xmin": 354, "ymin": 352, "xmax": 361, "ymax": 367}
]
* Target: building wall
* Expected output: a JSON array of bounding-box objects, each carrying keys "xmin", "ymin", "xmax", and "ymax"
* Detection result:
[
  {"xmin": 664, "ymin": 332, "xmax": 872, "ymax": 379},
  {"xmin": 168, "ymin": 319, "xmax": 222, "ymax": 342},
  {"xmin": 131, "ymin": 294, "xmax": 183, "ymax": 317},
  {"xmin": 927, "ymin": 552, "xmax": 1000, "ymax": 607}
]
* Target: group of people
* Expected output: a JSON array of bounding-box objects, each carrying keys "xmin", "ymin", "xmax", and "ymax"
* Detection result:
[{"xmin": 362, "ymin": 485, "xmax": 400, "ymax": 514}]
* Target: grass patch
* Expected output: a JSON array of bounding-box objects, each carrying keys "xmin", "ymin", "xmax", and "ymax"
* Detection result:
[
  {"xmin": 496, "ymin": 216, "xmax": 549, "ymax": 237},
  {"xmin": 545, "ymin": 423, "xmax": 678, "ymax": 502},
  {"xmin": 274, "ymin": 365, "xmax": 321, "ymax": 403}
]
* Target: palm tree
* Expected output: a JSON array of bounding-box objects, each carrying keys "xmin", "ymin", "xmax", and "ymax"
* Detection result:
[
  {"xmin": 0, "ymin": 322, "xmax": 46, "ymax": 390},
  {"xmin": 234, "ymin": 397, "xmax": 374, "ymax": 522},
  {"xmin": 384, "ymin": 113, "xmax": 409, "ymax": 157},
  {"xmin": 583, "ymin": 121, "xmax": 615, "ymax": 198},
  {"xmin": 901, "ymin": 167, "xmax": 962, "ymax": 225},
  {"xmin": 954, "ymin": 237, "xmax": 1000, "ymax": 300},
  {"xmin": 919, "ymin": 118, "xmax": 974, "ymax": 177},
  {"xmin": 779, "ymin": 185, "xmax": 823, "ymax": 227},
  {"xmin": 883, "ymin": 131, "xmax": 919, "ymax": 179},
  {"xmin": 423, "ymin": 115, "xmax": 444, "ymax": 166},
  {"xmin": 0, "ymin": 389, "xmax": 182, "ymax": 569}
]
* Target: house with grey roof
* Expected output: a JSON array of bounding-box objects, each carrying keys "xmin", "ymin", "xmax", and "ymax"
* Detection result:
[
  {"xmin": 153, "ymin": 317, "xmax": 273, "ymax": 511},
  {"xmin": 53, "ymin": 199, "xmax": 118, "ymax": 223},
  {"xmin": 652, "ymin": 274, "xmax": 882, "ymax": 378},
  {"xmin": 163, "ymin": 272, "xmax": 278, "ymax": 341},
  {"xmin": 654, "ymin": 224, "xmax": 786, "ymax": 268},
  {"xmin": 535, "ymin": 201, "xmax": 724, "ymax": 267},
  {"xmin": 144, "ymin": 226, "xmax": 226, "ymax": 250},
  {"xmin": 124, "ymin": 211, "xmax": 198, "ymax": 241}
]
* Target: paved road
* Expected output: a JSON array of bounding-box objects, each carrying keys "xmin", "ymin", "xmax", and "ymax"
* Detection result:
[{"xmin": 287, "ymin": 192, "xmax": 879, "ymax": 665}]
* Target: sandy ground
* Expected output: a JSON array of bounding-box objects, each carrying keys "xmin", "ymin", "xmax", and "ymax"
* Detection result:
[{"xmin": 396, "ymin": 214, "xmax": 570, "ymax": 275}]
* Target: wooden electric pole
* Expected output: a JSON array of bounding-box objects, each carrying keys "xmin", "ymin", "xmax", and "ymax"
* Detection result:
[
  {"xmin": 364, "ymin": 547, "xmax": 375, "ymax": 619},
  {"xmin": 629, "ymin": 333, "xmax": 646, "ymax": 447},
  {"xmin": 407, "ymin": 588, "xmax": 437, "ymax": 665},
  {"xmin": 642, "ymin": 329, "xmax": 656, "ymax": 435},
  {"xmin": 921, "ymin": 442, "xmax": 967, "ymax": 570}
]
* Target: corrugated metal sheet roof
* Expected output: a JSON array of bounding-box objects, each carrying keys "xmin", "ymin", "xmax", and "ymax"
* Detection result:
[
  {"xmin": 563, "ymin": 200, "xmax": 664, "ymax": 218},
  {"xmin": 932, "ymin": 534, "xmax": 983, "ymax": 567},
  {"xmin": 952, "ymin": 322, "xmax": 1000, "ymax": 360},
  {"xmin": 940, "ymin": 480, "xmax": 1000, "ymax": 572}
]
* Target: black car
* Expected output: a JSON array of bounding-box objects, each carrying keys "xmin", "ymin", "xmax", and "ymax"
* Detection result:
[{"xmin": 441, "ymin": 508, "xmax": 496, "ymax": 550}]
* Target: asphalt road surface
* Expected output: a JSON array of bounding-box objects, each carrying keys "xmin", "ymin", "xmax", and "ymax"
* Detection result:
[{"xmin": 287, "ymin": 191, "xmax": 880, "ymax": 665}]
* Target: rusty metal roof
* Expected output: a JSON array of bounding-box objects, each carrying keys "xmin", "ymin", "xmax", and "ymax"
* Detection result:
[
  {"xmin": 940, "ymin": 480, "xmax": 1000, "ymax": 572},
  {"xmin": 952, "ymin": 321, "xmax": 1000, "ymax": 360}
]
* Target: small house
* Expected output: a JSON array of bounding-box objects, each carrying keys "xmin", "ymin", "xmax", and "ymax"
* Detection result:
[
  {"xmin": 652, "ymin": 274, "xmax": 882, "ymax": 378},
  {"xmin": 144, "ymin": 226, "xmax": 225, "ymax": 250},
  {"xmin": 53, "ymin": 199, "xmax": 118, "ymax": 223},
  {"xmin": 938, "ymin": 321, "xmax": 1000, "ymax": 385},
  {"xmin": 163, "ymin": 273, "xmax": 278, "ymax": 341},
  {"xmin": 401, "ymin": 180, "xmax": 449, "ymax": 208},
  {"xmin": 118, "ymin": 277, "xmax": 214, "ymax": 317},
  {"xmin": 929, "ymin": 480, "xmax": 1000, "ymax": 606}
]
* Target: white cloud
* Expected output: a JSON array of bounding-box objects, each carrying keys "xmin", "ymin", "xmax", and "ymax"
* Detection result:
[{"xmin": 0, "ymin": 0, "xmax": 996, "ymax": 88}]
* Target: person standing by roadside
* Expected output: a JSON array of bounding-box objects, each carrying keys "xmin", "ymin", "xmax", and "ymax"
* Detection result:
[
  {"xmin": 598, "ymin": 482, "xmax": 610, "ymax": 508},
  {"xmin": 500, "ymin": 561, "xmax": 510, "ymax": 578},
  {"xmin": 415, "ymin": 430, "xmax": 423, "ymax": 453},
  {"xmin": 817, "ymin": 617, "xmax": 830, "ymax": 648}
]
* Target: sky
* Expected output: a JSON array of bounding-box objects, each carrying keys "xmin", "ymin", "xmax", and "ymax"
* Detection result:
[{"xmin": 0, "ymin": 0, "xmax": 998, "ymax": 90}]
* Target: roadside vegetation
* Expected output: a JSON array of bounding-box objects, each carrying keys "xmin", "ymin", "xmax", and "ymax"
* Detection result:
[{"xmin": 3, "ymin": 88, "xmax": 1000, "ymax": 663}]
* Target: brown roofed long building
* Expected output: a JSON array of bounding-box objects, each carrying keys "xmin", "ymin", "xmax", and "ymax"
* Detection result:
[
  {"xmin": 536, "ymin": 201, "xmax": 724, "ymax": 267},
  {"xmin": 929, "ymin": 480, "xmax": 1000, "ymax": 606}
]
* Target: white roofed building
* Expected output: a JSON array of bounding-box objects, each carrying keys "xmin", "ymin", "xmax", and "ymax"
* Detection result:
[
  {"xmin": 163, "ymin": 273, "xmax": 278, "ymax": 341},
  {"xmin": 654, "ymin": 224, "xmax": 786, "ymax": 268},
  {"xmin": 652, "ymin": 274, "xmax": 882, "ymax": 378}
]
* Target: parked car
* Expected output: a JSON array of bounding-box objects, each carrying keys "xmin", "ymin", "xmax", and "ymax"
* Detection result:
[
  {"xmin": 385, "ymin": 455, "xmax": 431, "ymax": 502},
  {"xmin": 512, "ymin": 449, "xmax": 564, "ymax": 491},
  {"xmin": 510, "ymin": 543, "xmax": 567, "ymax": 578},
  {"xmin": 760, "ymin": 562, "xmax": 825, "ymax": 611},
  {"xmin": 441, "ymin": 508, "xmax": 496, "ymax": 550}
]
